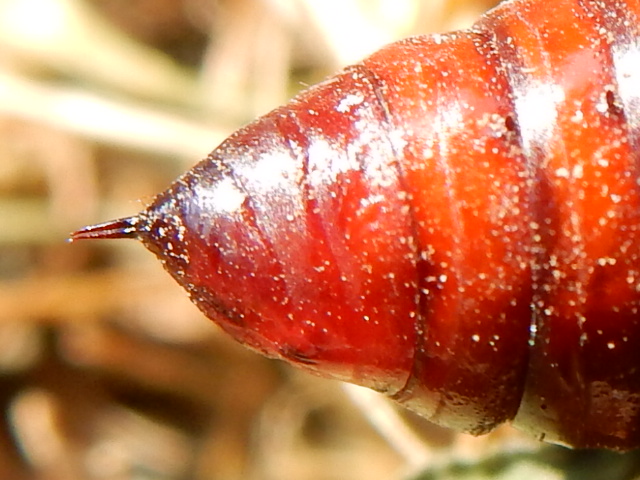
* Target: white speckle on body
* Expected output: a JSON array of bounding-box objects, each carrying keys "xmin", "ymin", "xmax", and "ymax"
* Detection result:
[{"xmin": 336, "ymin": 92, "xmax": 365, "ymax": 113}]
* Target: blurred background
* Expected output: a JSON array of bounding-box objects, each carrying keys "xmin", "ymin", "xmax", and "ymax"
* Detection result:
[{"xmin": 3, "ymin": 1, "xmax": 640, "ymax": 479}]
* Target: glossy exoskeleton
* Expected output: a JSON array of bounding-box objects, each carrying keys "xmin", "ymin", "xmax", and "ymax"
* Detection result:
[{"xmin": 73, "ymin": 0, "xmax": 640, "ymax": 451}]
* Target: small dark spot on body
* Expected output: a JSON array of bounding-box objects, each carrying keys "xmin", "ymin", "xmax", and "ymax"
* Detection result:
[
  {"xmin": 504, "ymin": 114, "xmax": 517, "ymax": 132},
  {"xmin": 279, "ymin": 346, "xmax": 319, "ymax": 365},
  {"xmin": 605, "ymin": 89, "xmax": 622, "ymax": 115}
]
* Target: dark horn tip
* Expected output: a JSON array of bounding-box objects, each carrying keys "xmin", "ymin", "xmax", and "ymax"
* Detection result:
[{"xmin": 69, "ymin": 216, "xmax": 142, "ymax": 242}]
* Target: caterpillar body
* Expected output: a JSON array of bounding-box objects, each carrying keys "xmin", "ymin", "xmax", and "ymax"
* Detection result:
[{"xmin": 72, "ymin": 0, "xmax": 640, "ymax": 450}]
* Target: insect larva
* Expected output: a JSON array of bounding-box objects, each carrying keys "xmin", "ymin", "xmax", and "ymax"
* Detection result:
[{"xmin": 72, "ymin": 0, "xmax": 640, "ymax": 451}]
